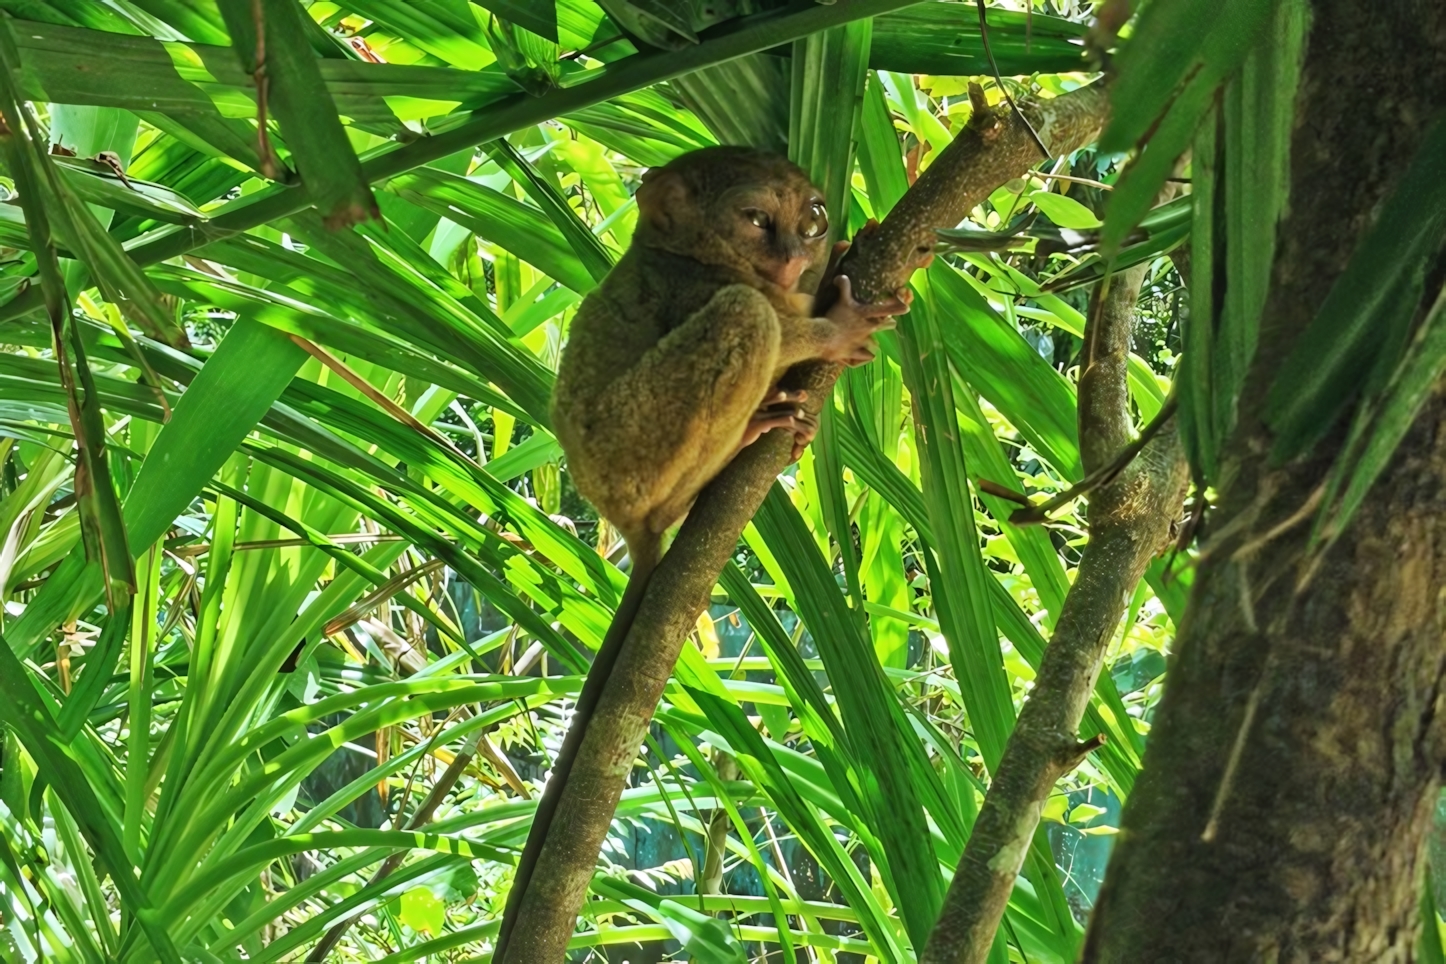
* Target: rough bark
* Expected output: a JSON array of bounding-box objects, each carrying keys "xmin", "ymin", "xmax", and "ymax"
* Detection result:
[
  {"xmin": 1082, "ymin": 1, "xmax": 1446, "ymax": 959},
  {"xmin": 921, "ymin": 256, "xmax": 1189, "ymax": 963},
  {"xmin": 496, "ymin": 83, "xmax": 1111, "ymax": 963}
]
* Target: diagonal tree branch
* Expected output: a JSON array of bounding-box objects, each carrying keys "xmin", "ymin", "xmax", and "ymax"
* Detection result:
[
  {"xmin": 153, "ymin": 5, "xmax": 934, "ymax": 258},
  {"xmin": 0, "ymin": 1, "xmax": 924, "ymax": 326},
  {"xmin": 496, "ymin": 81, "xmax": 1111, "ymax": 963},
  {"xmin": 921, "ymin": 190, "xmax": 1190, "ymax": 964}
]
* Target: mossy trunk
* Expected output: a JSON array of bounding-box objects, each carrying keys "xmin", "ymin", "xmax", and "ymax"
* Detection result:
[{"xmin": 1083, "ymin": 1, "xmax": 1446, "ymax": 958}]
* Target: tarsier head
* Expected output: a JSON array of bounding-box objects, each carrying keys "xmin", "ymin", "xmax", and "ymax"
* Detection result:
[{"xmin": 633, "ymin": 146, "xmax": 829, "ymax": 294}]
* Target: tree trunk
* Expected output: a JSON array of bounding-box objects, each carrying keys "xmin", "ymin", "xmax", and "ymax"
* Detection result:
[{"xmin": 1082, "ymin": 1, "xmax": 1446, "ymax": 959}]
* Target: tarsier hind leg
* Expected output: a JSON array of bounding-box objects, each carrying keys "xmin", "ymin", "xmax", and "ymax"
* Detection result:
[{"xmin": 567, "ymin": 284, "xmax": 789, "ymax": 540}]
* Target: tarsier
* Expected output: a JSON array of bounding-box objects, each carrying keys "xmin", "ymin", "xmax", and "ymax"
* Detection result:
[
  {"xmin": 554, "ymin": 145, "xmax": 910, "ymax": 575},
  {"xmin": 499, "ymin": 147, "xmax": 911, "ymax": 953}
]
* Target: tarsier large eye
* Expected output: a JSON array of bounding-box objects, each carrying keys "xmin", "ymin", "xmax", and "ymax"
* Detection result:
[
  {"xmin": 801, "ymin": 200, "xmax": 828, "ymax": 238},
  {"xmin": 745, "ymin": 209, "xmax": 771, "ymax": 229}
]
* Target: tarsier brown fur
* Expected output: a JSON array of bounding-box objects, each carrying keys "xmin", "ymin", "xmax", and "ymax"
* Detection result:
[
  {"xmin": 553, "ymin": 145, "xmax": 910, "ymax": 570},
  {"xmin": 497, "ymin": 146, "xmax": 910, "ymax": 955}
]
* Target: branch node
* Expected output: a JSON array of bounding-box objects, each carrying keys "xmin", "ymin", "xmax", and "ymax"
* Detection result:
[
  {"xmin": 967, "ymin": 82, "xmax": 997, "ymax": 132},
  {"xmin": 977, "ymin": 477, "xmax": 1031, "ymax": 506},
  {"xmin": 1010, "ymin": 396, "xmax": 1179, "ymax": 526},
  {"xmin": 1061, "ymin": 734, "xmax": 1107, "ymax": 771}
]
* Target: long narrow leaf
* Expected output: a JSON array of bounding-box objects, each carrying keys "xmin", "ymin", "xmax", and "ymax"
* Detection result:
[{"xmin": 217, "ymin": 0, "xmax": 378, "ymax": 226}]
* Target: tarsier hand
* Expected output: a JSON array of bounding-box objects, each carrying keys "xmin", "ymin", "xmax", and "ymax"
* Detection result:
[{"xmin": 823, "ymin": 274, "xmax": 913, "ymax": 366}]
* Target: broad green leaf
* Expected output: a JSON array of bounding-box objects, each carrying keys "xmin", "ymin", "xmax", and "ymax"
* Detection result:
[
  {"xmin": 564, "ymin": 89, "xmax": 716, "ymax": 167},
  {"xmin": 216, "ymin": 0, "xmax": 378, "ymax": 226},
  {"xmin": 602, "ymin": 881, "xmax": 750, "ymax": 964},
  {"xmin": 894, "ymin": 286, "xmax": 1015, "ymax": 772},
  {"xmin": 1180, "ymin": 0, "xmax": 1304, "ymax": 482},
  {"xmin": 0, "ymin": 0, "xmax": 141, "ymax": 32},
  {"xmin": 336, "ymin": 0, "xmax": 494, "ymax": 69},
  {"xmin": 789, "ymin": 19, "xmax": 873, "ymax": 613},
  {"xmin": 55, "ymin": 600, "xmax": 129, "ymax": 739},
  {"xmin": 0, "ymin": 630, "xmax": 182, "ymax": 964},
  {"xmin": 1422, "ymin": 867, "xmax": 1446, "ymax": 964},
  {"xmin": 1024, "ymin": 194, "xmax": 1192, "ymax": 293},
  {"xmin": 56, "ymin": 156, "xmax": 208, "ymax": 223},
  {"xmin": 476, "ymin": 0, "xmax": 560, "ymax": 41},
  {"xmin": 755, "ymin": 486, "xmax": 945, "ymax": 944},
  {"xmin": 122, "ymin": 0, "xmax": 927, "ymax": 269},
  {"xmin": 856, "ymin": 72, "xmax": 909, "ymax": 216},
  {"xmin": 1028, "ymin": 191, "xmax": 1101, "ymax": 230},
  {"xmin": 653, "ymin": 900, "xmax": 747, "ymax": 962},
  {"xmin": 673, "ymin": 54, "xmax": 790, "ymax": 153},
  {"xmin": 1181, "ymin": 111, "xmax": 1220, "ymax": 481},
  {"xmin": 673, "ymin": 659, "xmax": 909, "ymax": 962},
  {"xmin": 0, "ymin": 27, "xmax": 136, "ymax": 601},
  {"xmin": 790, "ymin": 18, "xmax": 872, "ymax": 239},
  {"xmin": 386, "ymin": 166, "xmax": 598, "ymax": 294},
  {"xmin": 1100, "ymin": 0, "xmax": 1221, "ymax": 152},
  {"xmin": 485, "ymin": 138, "xmax": 614, "ymax": 283},
  {"xmin": 872, "ymin": 5, "xmax": 1086, "ymax": 77},
  {"xmin": 1316, "ymin": 290, "xmax": 1446, "ymax": 547},
  {"xmin": 1100, "ymin": 0, "xmax": 1281, "ymax": 254},
  {"xmin": 929, "ymin": 260, "xmax": 1082, "ymax": 481},
  {"xmin": 834, "ymin": 415, "xmax": 1139, "ymax": 792},
  {"xmin": 49, "ymin": 104, "xmax": 138, "ymax": 165}
]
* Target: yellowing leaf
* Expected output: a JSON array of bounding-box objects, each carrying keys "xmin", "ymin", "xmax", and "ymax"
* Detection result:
[
  {"xmin": 398, "ymin": 887, "xmax": 446, "ymax": 935},
  {"xmin": 695, "ymin": 610, "xmax": 721, "ymax": 659}
]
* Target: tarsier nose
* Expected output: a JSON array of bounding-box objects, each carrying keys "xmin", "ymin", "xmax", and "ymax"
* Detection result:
[
  {"xmin": 774, "ymin": 255, "xmax": 808, "ymax": 289},
  {"xmin": 769, "ymin": 235, "xmax": 810, "ymax": 287}
]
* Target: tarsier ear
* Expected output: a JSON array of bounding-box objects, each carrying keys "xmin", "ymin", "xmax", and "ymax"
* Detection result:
[{"xmin": 636, "ymin": 168, "xmax": 687, "ymax": 232}]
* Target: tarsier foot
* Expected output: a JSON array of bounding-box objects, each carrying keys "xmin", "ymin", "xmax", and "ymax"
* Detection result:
[
  {"xmin": 758, "ymin": 388, "xmax": 808, "ymax": 410},
  {"xmin": 736, "ymin": 390, "xmax": 816, "ymax": 459},
  {"xmin": 788, "ymin": 409, "xmax": 819, "ymax": 463},
  {"xmin": 738, "ymin": 408, "xmax": 803, "ymax": 452}
]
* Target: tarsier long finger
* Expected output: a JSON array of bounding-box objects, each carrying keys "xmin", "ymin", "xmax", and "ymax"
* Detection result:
[
  {"xmin": 741, "ymin": 388, "xmax": 818, "ymax": 462},
  {"xmin": 824, "ymin": 275, "xmax": 913, "ymax": 366}
]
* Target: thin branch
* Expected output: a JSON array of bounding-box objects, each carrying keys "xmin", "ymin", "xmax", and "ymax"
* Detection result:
[
  {"xmin": 974, "ymin": 0, "xmax": 1050, "ymax": 159},
  {"xmin": 922, "ymin": 209, "xmax": 1190, "ymax": 964},
  {"xmin": 249, "ymin": 0, "xmax": 279, "ymax": 180},
  {"xmin": 1038, "ymin": 172, "xmax": 1115, "ymax": 191},
  {"xmin": 290, "ymin": 336, "xmax": 482, "ymax": 469},
  {"xmin": 1011, "ymin": 394, "xmax": 1180, "ymax": 526}
]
